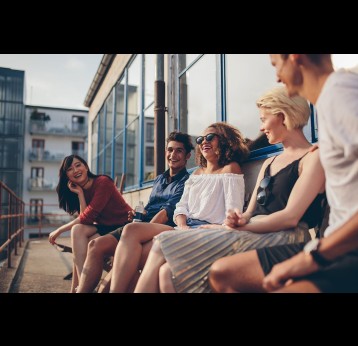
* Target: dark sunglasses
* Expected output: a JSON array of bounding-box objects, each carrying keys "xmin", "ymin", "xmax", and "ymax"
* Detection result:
[
  {"xmin": 256, "ymin": 176, "xmax": 272, "ymax": 206},
  {"xmin": 195, "ymin": 133, "xmax": 219, "ymax": 145}
]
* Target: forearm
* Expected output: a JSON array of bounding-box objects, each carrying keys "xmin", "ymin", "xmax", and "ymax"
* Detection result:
[
  {"xmin": 319, "ymin": 211, "xmax": 358, "ymax": 261},
  {"xmin": 78, "ymin": 193, "xmax": 87, "ymax": 214},
  {"xmin": 150, "ymin": 209, "xmax": 168, "ymax": 224},
  {"xmin": 175, "ymin": 214, "xmax": 188, "ymax": 227},
  {"xmin": 56, "ymin": 216, "xmax": 81, "ymax": 234},
  {"xmin": 239, "ymin": 210, "xmax": 297, "ymax": 233}
]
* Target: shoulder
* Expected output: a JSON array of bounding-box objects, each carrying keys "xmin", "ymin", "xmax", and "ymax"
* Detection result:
[
  {"xmin": 96, "ymin": 175, "xmax": 115, "ymax": 187},
  {"xmin": 193, "ymin": 167, "xmax": 203, "ymax": 175},
  {"xmin": 221, "ymin": 161, "xmax": 242, "ymax": 174}
]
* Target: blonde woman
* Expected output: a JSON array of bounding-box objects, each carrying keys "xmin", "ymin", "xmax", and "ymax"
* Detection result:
[{"xmin": 135, "ymin": 86, "xmax": 325, "ymax": 293}]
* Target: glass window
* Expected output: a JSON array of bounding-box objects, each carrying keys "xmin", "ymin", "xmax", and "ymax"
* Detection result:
[
  {"xmin": 226, "ymin": 54, "xmax": 277, "ymax": 142},
  {"xmin": 105, "ymin": 92, "xmax": 114, "ymax": 176},
  {"xmin": 145, "ymin": 146, "xmax": 154, "ymax": 167},
  {"xmin": 179, "ymin": 54, "xmax": 217, "ymax": 169},
  {"xmin": 91, "ymin": 115, "xmax": 98, "ymax": 173},
  {"xmin": 125, "ymin": 119, "xmax": 139, "ymax": 187},
  {"xmin": 178, "ymin": 54, "xmax": 202, "ymax": 72},
  {"xmin": 146, "ymin": 122, "xmax": 154, "ymax": 142}
]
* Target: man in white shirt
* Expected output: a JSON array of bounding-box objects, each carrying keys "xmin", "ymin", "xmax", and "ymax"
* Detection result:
[{"xmin": 209, "ymin": 54, "xmax": 358, "ymax": 293}]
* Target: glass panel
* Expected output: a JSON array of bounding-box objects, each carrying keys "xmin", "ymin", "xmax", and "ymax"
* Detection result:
[
  {"xmin": 144, "ymin": 54, "xmax": 155, "ymax": 110},
  {"xmin": 125, "ymin": 119, "xmax": 139, "ymax": 187},
  {"xmin": 226, "ymin": 54, "xmax": 277, "ymax": 143},
  {"xmin": 105, "ymin": 91, "xmax": 114, "ymax": 176},
  {"xmin": 143, "ymin": 55, "xmax": 155, "ymax": 182},
  {"xmin": 179, "ymin": 54, "xmax": 216, "ymax": 169},
  {"xmin": 127, "ymin": 56, "xmax": 141, "ymax": 125},
  {"xmin": 115, "ymin": 78, "xmax": 125, "ymax": 135},
  {"xmin": 98, "ymin": 106, "xmax": 105, "ymax": 153},
  {"xmin": 91, "ymin": 115, "xmax": 98, "ymax": 173},
  {"xmin": 114, "ymin": 132, "xmax": 124, "ymax": 185},
  {"xmin": 178, "ymin": 54, "xmax": 201, "ymax": 73}
]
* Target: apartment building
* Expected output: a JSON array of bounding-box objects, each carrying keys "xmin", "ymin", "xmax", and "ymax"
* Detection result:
[{"xmin": 23, "ymin": 105, "xmax": 88, "ymax": 235}]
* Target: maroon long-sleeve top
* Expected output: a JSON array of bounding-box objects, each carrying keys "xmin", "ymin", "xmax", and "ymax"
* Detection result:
[{"xmin": 80, "ymin": 176, "xmax": 131, "ymax": 226}]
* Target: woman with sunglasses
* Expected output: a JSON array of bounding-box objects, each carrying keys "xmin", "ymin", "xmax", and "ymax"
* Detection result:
[
  {"xmin": 48, "ymin": 155, "xmax": 132, "ymax": 292},
  {"xmin": 108, "ymin": 122, "xmax": 249, "ymax": 292},
  {"xmin": 134, "ymin": 86, "xmax": 326, "ymax": 293}
]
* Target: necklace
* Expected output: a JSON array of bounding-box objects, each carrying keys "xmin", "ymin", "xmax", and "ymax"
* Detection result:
[{"xmin": 81, "ymin": 177, "xmax": 91, "ymax": 189}]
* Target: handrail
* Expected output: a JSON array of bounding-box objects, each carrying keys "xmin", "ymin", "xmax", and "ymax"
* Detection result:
[{"xmin": 0, "ymin": 181, "xmax": 25, "ymax": 268}]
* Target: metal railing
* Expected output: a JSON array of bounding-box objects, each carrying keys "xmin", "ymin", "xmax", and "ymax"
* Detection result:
[{"xmin": 0, "ymin": 181, "xmax": 25, "ymax": 268}]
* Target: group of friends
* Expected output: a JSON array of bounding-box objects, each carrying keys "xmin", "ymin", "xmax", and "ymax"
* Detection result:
[{"xmin": 48, "ymin": 54, "xmax": 358, "ymax": 293}]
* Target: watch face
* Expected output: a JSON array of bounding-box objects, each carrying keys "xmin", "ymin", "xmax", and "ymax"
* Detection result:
[{"xmin": 304, "ymin": 238, "xmax": 320, "ymax": 254}]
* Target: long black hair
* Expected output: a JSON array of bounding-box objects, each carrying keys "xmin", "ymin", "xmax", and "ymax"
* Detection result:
[{"xmin": 56, "ymin": 155, "xmax": 102, "ymax": 214}]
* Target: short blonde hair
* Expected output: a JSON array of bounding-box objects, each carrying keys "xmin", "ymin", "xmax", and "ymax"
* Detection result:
[{"xmin": 256, "ymin": 86, "xmax": 310, "ymax": 130}]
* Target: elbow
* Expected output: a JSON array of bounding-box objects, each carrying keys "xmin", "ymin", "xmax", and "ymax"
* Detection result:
[{"xmin": 286, "ymin": 215, "xmax": 301, "ymax": 229}]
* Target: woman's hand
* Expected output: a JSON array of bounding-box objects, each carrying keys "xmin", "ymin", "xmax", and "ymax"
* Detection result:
[
  {"xmin": 224, "ymin": 209, "xmax": 248, "ymax": 228},
  {"xmin": 67, "ymin": 181, "xmax": 83, "ymax": 195},
  {"xmin": 49, "ymin": 229, "xmax": 62, "ymax": 245}
]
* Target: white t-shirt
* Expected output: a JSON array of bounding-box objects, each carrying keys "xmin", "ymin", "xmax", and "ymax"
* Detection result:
[
  {"xmin": 316, "ymin": 68, "xmax": 358, "ymax": 236},
  {"xmin": 173, "ymin": 173, "xmax": 245, "ymax": 225}
]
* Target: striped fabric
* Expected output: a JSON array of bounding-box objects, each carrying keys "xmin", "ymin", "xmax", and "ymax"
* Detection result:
[{"xmin": 155, "ymin": 216, "xmax": 311, "ymax": 293}]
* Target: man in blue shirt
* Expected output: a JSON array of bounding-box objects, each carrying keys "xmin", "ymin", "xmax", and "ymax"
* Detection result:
[{"xmin": 76, "ymin": 131, "xmax": 194, "ymax": 292}]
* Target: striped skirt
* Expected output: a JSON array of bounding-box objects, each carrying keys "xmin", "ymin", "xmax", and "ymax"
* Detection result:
[{"xmin": 154, "ymin": 216, "xmax": 312, "ymax": 293}]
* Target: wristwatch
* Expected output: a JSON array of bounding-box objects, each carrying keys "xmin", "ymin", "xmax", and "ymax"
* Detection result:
[{"xmin": 303, "ymin": 238, "xmax": 332, "ymax": 267}]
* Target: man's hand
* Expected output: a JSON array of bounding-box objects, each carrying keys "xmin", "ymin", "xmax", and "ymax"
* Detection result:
[{"xmin": 263, "ymin": 251, "xmax": 320, "ymax": 291}]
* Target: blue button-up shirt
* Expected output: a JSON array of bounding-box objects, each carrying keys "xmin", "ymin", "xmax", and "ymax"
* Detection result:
[{"xmin": 143, "ymin": 168, "xmax": 189, "ymax": 226}]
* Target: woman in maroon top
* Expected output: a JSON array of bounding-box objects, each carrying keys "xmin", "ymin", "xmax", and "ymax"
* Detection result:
[{"xmin": 48, "ymin": 155, "xmax": 131, "ymax": 292}]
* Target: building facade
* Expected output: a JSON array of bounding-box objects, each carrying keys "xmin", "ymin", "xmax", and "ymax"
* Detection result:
[
  {"xmin": 23, "ymin": 105, "xmax": 88, "ymax": 234},
  {"xmin": 0, "ymin": 67, "xmax": 25, "ymax": 196}
]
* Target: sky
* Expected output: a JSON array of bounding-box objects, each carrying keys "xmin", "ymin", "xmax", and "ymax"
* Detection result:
[
  {"xmin": 0, "ymin": 54, "xmax": 357, "ymax": 111},
  {"xmin": 0, "ymin": 54, "xmax": 103, "ymax": 110}
]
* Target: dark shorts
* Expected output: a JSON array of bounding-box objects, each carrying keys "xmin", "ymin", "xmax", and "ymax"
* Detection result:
[
  {"xmin": 108, "ymin": 226, "xmax": 125, "ymax": 241},
  {"xmin": 94, "ymin": 224, "xmax": 124, "ymax": 237},
  {"xmin": 257, "ymin": 243, "xmax": 358, "ymax": 293}
]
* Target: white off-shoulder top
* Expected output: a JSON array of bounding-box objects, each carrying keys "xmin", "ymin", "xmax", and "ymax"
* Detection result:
[{"xmin": 173, "ymin": 173, "xmax": 245, "ymax": 225}]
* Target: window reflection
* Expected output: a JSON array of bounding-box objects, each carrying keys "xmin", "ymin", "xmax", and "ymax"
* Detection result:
[
  {"xmin": 226, "ymin": 54, "xmax": 277, "ymax": 142},
  {"xmin": 179, "ymin": 54, "xmax": 216, "ymax": 169}
]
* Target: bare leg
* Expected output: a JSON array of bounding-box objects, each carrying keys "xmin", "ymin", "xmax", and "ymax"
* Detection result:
[
  {"xmin": 77, "ymin": 234, "xmax": 118, "ymax": 293},
  {"xmin": 70, "ymin": 263, "xmax": 78, "ymax": 293},
  {"xmin": 110, "ymin": 223, "xmax": 173, "ymax": 293},
  {"xmin": 97, "ymin": 269, "xmax": 112, "ymax": 293},
  {"xmin": 71, "ymin": 224, "xmax": 98, "ymax": 283},
  {"xmin": 209, "ymin": 250, "xmax": 266, "ymax": 293},
  {"xmin": 125, "ymin": 241, "xmax": 153, "ymax": 293},
  {"xmin": 159, "ymin": 263, "xmax": 176, "ymax": 293},
  {"xmin": 272, "ymin": 280, "xmax": 321, "ymax": 293},
  {"xmin": 134, "ymin": 240, "xmax": 167, "ymax": 293}
]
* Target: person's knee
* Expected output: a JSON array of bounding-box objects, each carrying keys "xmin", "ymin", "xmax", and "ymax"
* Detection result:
[
  {"xmin": 87, "ymin": 238, "xmax": 106, "ymax": 257},
  {"xmin": 121, "ymin": 223, "xmax": 137, "ymax": 241},
  {"xmin": 71, "ymin": 224, "xmax": 84, "ymax": 239},
  {"xmin": 209, "ymin": 258, "xmax": 231, "ymax": 292}
]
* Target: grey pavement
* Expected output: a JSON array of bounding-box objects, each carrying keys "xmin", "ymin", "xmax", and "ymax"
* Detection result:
[{"xmin": 0, "ymin": 236, "xmax": 73, "ymax": 293}]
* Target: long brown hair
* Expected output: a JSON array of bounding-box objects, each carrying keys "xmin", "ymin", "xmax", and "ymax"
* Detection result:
[{"xmin": 195, "ymin": 122, "xmax": 249, "ymax": 168}]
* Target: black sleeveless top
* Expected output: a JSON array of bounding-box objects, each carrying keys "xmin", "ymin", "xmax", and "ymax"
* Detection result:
[{"xmin": 252, "ymin": 153, "xmax": 325, "ymax": 228}]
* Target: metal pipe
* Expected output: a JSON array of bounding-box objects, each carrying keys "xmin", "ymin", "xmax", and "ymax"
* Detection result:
[{"xmin": 154, "ymin": 54, "xmax": 166, "ymax": 176}]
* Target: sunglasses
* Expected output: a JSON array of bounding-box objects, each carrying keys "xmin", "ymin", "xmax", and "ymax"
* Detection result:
[
  {"xmin": 256, "ymin": 176, "xmax": 272, "ymax": 206},
  {"xmin": 195, "ymin": 133, "xmax": 219, "ymax": 145}
]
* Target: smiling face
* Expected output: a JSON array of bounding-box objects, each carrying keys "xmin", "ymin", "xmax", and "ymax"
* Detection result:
[
  {"xmin": 65, "ymin": 158, "xmax": 89, "ymax": 184},
  {"xmin": 166, "ymin": 141, "xmax": 190, "ymax": 175},
  {"xmin": 259, "ymin": 108, "xmax": 286, "ymax": 144},
  {"xmin": 198, "ymin": 127, "xmax": 220, "ymax": 161},
  {"xmin": 270, "ymin": 54, "xmax": 303, "ymax": 98}
]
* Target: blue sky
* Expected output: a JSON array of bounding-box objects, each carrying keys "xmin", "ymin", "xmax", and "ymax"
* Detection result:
[
  {"xmin": 0, "ymin": 54, "xmax": 103, "ymax": 110},
  {"xmin": 0, "ymin": 54, "xmax": 356, "ymax": 111}
]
